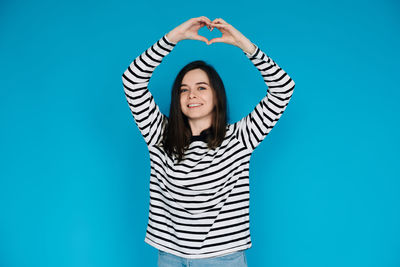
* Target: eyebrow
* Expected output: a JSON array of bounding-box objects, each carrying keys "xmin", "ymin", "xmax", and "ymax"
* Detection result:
[{"xmin": 180, "ymin": 82, "xmax": 209, "ymax": 87}]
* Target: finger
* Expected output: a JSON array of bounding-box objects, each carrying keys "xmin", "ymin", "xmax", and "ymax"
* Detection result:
[
  {"xmin": 210, "ymin": 23, "xmax": 228, "ymax": 30},
  {"xmin": 199, "ymin": 22, "xmax": 211, "ymax": 31},
  {"xmin": 199, "ymin": 19, "xmax": 213, "ymax": 30},
  {"xmin": 212, "ymin": 18, "xmax": 227, "ymax": 24},
  {"xmin": 197, "ymin": 16, "xmax": 212, "ymax": 27},
  {"xmin": 200, "ymin": 16, "xmax": 212, "ymax": 25},
  {"xmin": 211, "ymin": 21, "xmax": 228, "ymax": 27}
]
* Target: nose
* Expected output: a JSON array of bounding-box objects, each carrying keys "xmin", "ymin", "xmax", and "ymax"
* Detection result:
[{"xmin": 188, "ymin": 90, "xmax": 197, "ymax": 99}]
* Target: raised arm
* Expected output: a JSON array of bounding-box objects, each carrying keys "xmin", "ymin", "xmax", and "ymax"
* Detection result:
[
  {"xmin": 233, "ymin": 45, "xmax": 295, "ymax": 151},
  {"xmin": 121, "ymin": 16, "xmax": 213, "ymax": 147},
  {"xmin": 121, "ymin": 34, "xmax": 176, "ymax": 147},
  {"xmin": 207, "ymin": 18, "xmax": 295, "ymax": 152}
]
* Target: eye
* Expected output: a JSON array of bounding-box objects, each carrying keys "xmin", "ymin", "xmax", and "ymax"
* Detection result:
[
  {"xmin": 199, "ymin": 87, "xmax": 206, "ymax": 90},
  {"xmin": 180, "ymin": 88, "xmax": 188, "ymax": 93}
]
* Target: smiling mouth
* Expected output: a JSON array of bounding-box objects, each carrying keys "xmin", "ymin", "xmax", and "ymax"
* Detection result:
[{"xmin": 187, "ymin": 104, "xmax": 203, "ymax": 108}]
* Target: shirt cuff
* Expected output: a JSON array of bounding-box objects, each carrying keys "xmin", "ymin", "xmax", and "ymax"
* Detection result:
[
  {"xmin": 244, "ymin": 43, "xmax": 258, "ymax": 57},
  {"xmin": 164, "ymin": 33, "xmax": 177, "ymax": 45}
]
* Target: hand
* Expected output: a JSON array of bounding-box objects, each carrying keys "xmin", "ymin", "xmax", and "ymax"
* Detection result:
[
  {"xmin": 167, "ymin": 16, "xmax": 213, "ymax": 44},
  {"xmin": 207, "ymin": 18, "xmax": 256, "ymax": 54}
]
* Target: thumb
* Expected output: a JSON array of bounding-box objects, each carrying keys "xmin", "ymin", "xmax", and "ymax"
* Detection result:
[
  {"xmin": 193, "ymin": 35, "xmax": 209, "ymax": 44},
  {"xmin": 208, "ymin": 37, "xmax": 223, "ymax": 45}
]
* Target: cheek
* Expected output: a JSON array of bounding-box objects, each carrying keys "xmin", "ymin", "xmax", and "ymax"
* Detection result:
[
  {"xmin": 180, "ymin": 96, "xmax": 186, "ymax": 109},
  {"xmin": 208, "ymin": 92, "xmax": 216, "ymax": 106}
]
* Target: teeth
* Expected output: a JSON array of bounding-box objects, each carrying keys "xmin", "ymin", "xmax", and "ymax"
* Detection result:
[{"xmin": 188, "ymin": 104, "xmax": 202, "ymax": 107}]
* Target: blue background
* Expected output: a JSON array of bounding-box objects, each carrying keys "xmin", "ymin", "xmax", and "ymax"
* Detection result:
[{"xmin": 1, "ymin": 0, "xmax": 399, "ymax": 266}]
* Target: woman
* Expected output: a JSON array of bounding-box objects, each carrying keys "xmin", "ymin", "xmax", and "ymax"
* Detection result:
[{"xmin": 121, "ymin": 16, "xmax": 295, "ymax": 267}]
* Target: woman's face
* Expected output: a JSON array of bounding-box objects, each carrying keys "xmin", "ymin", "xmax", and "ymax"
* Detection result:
[{"xmin": 180, "ymin": 68, "xmax": 216, "ymax": 122}]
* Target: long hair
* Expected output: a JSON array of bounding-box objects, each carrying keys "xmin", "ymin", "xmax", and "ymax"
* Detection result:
[{"xmin": 161, "ymin": 60, "xmax": 228, "ymax": 162}]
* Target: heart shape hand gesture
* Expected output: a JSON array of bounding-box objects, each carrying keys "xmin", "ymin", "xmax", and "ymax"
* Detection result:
[{"xmin": 166, "ymin": 16, "xmax": 256, "ymax": 55}]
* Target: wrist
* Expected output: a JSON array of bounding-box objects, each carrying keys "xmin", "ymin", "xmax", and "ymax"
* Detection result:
[
  {"xmin": 237, "ymin": 38, "xmax": 255, "ymax": 55},
  {"xmin": 166, "ymin": 31, "xmax": 180, "ymax": 44},
  {"xmin": 242, "ymin": 43, "xmax": 256, "ymax": 55}
]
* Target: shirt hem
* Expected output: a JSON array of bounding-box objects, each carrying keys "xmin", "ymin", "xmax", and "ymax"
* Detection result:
[{"xmin": 144, "ymin": 237, "xmax": 252, "ymax": 259}]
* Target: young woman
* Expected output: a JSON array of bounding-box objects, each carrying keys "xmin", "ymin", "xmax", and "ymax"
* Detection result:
[{"xmin": 121, "ymin": 16, "xmax": 295, "ymax": 267}]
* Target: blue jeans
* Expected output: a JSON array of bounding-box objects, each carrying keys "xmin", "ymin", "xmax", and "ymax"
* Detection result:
[{"xmin": 157, "ymin": 249, "xmax": 248, "ymax": 267}]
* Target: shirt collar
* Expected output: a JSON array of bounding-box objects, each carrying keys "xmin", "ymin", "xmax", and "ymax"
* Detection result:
[{"xmin": 190, "ymin": 127, "xmax": 212, "ymax": 142}]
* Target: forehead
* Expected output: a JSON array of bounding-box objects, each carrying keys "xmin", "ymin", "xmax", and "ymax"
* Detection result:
[{"xmin": 181, "ymin": 69, "xmax": 209, "ymax": 86}]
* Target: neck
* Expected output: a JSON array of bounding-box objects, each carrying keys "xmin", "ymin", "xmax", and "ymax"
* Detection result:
[{"xmin": 188, "ymin": 118, "xmax": 212, "ymax": 136}]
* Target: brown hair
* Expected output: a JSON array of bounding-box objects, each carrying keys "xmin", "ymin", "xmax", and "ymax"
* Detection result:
[{"xmin": 161, "ymin": 60, "xmax": 228, "ymax": 162}]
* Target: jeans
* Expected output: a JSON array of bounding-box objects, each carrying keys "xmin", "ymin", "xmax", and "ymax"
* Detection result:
[{"xmin": 157, "ymin": 249, "xmax": 248, "ymax": 267}]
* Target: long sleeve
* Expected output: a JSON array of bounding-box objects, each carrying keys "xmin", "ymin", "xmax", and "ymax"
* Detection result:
[
  {"xmin": 232, "ymin": 44, "xmax": 296, "ymax": 152},
  {"xmin": 121, "ymin": 33, "xmax": 177, "ymax": 147}
]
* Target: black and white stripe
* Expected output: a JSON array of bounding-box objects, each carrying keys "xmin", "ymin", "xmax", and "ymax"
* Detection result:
[{"xmin": 121, "ymin": 33, "xmax": 295, "ymax": 259}]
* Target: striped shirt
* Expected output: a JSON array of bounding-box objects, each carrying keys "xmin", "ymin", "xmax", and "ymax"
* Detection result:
[{"xmin": 121, "ymin": 33, "xmax": 295, "ymax": 259}]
